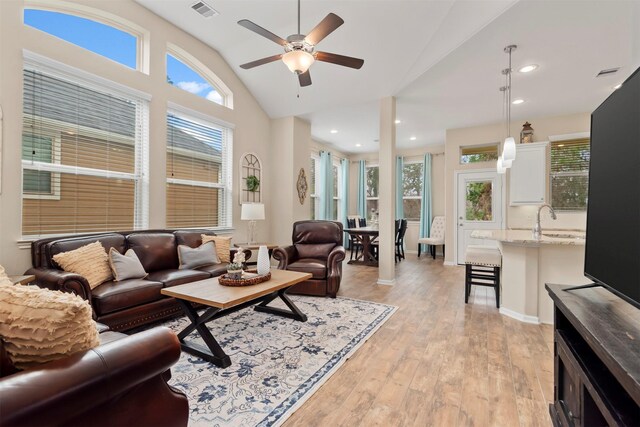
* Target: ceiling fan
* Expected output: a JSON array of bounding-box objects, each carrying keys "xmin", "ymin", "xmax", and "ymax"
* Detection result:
[{"xmin": 238, "ymin": 0, "xmax": 364, "ymax": 87}]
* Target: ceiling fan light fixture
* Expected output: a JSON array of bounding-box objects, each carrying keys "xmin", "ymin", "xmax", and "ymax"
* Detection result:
[{"xmin": 282, "ymin": 50, "xmax": 315, "ymax": 74}]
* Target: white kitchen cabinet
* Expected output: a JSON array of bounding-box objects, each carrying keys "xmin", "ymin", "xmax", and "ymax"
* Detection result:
[{"xmin": 509, "ymin": 141, "xmax": 548, "ymax": 205}]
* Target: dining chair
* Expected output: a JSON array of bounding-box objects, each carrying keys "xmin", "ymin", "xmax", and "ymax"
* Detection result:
[
  {"xmin": 346, "ymin": 218, "xmax": 362, "ymax": 261},
  {"xmin": 418, "ymin": 216, "xmax": 445, "ymax": 259},
  {"xmin": 395, "ymin": 219, "xmax": 408, "ymax": 262}
]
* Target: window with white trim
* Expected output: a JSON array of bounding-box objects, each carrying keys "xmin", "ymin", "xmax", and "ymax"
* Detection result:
[
  {"xmin": 402, "ymin": 162, "xmax": 423, "ymax": 221},
  {"xmin": 167, "ymin": 53, "xmax": 225, "ymax": 106},
  {"xmin": 24, "ymin": 9, "xmax": 139, "ymax": 70},
  {"xmin": 166, "ymin": 111, "xmax": 232, "ymax": 229},
  {"xmin": 550, "ymin": 138, "xmax": 590, "ymax": 211},
  {"xmin": 22, "ymin": 65, "xmax": 149, "ymax": 237},
  {"xmin": 332, "ymin": 161, "xmax": 342, "ymax": 221},
  {"xmin": 310, "ymin": 155, "xmax": 318, "ymax": 219},
  {"xmin": 366, "ymin": 164, "xmax": 379, "ymax": 218}
]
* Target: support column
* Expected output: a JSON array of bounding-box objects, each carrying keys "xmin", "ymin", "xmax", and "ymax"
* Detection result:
[{"xmin": 377, "ymin": 97, "xmax": 396, "ymax": 285}]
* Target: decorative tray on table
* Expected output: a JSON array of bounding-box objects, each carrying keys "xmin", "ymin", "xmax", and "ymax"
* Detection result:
[{"xmin": 218, "ymin": 270, "xmax": 271, "ymax": 287}]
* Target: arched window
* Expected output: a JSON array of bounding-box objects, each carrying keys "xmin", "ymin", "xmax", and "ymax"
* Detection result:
[
  {"xmin": 166, "ymin": 45, "xmax": 232, "ymax": 108},
  {"xmin": 23, "ymin": 9, "xmax": 140, "ymax": 70}
]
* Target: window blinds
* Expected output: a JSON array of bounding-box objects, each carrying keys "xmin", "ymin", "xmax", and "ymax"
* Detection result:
[
  {"xmin": 22, "ymin": 67, "xmax": 148, "ymax": 237},
  {"xmin": 550, "ymin": 138, "xmax": 590, "ymax": 210},
  {"xmin": 166, "ymin": 112, "xmax": 231, "ymax": 229}
]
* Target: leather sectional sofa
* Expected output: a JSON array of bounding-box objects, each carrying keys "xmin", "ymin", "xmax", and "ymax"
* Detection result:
[
  {"xmin": 0, "ymin": 324, "xmax": 189, "ymax": 427},
  {"xmin": 26, "ymin": 229, "xmax": 249, "ymax": 331}
]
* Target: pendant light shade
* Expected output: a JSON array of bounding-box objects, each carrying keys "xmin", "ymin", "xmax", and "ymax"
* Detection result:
[
  {"xmin": 282, "ymin": 50, "xmax": 315, "ymax": 74},
  {"xmin": 503, "ymin": 136, "xmax": 516, "ymax": 162},
  {"xmin": 499, "ymin": 45, "xmax": 517, "ymax": 168}
]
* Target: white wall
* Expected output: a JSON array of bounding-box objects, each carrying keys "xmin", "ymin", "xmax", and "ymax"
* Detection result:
[
  {"xmin": 0, "ymin": 0, "xmax": 271, "ymax": 273},
  {"xmin": 444, "ymin": 112, "xmax": 591, "ymax": 264}
]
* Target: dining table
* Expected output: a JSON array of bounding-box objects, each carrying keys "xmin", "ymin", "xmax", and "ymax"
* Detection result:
[{"xmin": 344, "ymin": 226, "xmax": 379, "ymax": 267}]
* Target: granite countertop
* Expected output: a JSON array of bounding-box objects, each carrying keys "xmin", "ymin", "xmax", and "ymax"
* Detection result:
[{"xmin": 471, "ymin": 229, "xmax": 586, "ymax": 246}]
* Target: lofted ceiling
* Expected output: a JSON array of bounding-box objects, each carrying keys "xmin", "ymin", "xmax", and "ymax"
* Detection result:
[{"xmin": 135, "ymin": 0, "xmax": 639, "ymax": 154}]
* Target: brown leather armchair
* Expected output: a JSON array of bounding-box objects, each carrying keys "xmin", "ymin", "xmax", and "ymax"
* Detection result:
[
  {"xmin": 0, "ymin": 327, "xmax": 188, "ymax": 427},
  {"xmin": 273, "ymin": 221, "xmax": 346, "ymax": 298}
]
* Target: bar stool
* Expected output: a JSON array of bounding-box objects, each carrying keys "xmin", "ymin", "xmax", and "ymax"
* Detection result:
[{"xmin": 464, "ymin": 245, "xmax": 502, "ymax": 308}]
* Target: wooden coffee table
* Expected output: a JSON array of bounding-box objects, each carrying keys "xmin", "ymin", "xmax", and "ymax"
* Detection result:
[{"xmin": 161, "ymin": 269, "xmax": 312, "ymax": 368}]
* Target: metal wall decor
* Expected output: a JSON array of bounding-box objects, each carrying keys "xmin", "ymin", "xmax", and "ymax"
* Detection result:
[
  {"xmin": 240, "ymin": 152, "xmax": 262, "ymax": 204},
  {"xmin": 296, "ymin": 168, "xmax": 307, "ymax": 205}
]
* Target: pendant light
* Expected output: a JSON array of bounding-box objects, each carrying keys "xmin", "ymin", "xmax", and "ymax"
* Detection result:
[
  {"xmin": 497, "ymin": 154, "xmax": 506, "ymax": 174},
  {"xmin": 501, "ymin": 45, "xmax": 517, "ymax": 166}
]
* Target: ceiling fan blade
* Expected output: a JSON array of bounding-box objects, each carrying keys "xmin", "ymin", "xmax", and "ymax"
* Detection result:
[
  {"xmin": 240, "ymin": 54, "xmax": 283, "ymax": 70},
  {"xmin": 315, "ymin": 52, "xmax": 364, "ymax": 69},
  {"xmin": 238, "ymin": 19, "xmax": 288, "ymax": 46},
  {"xmin": 298, "ymin": 70, "xmax": 312, "ymax": 87},
  {"xmin": 304, "ymin": 13, "xmax": 344, "ymax": 46}
]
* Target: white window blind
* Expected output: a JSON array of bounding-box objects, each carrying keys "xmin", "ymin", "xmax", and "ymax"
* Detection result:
[
  {"xmin": 550, "ymin": 138, "xmax": 590, "ymax": 211},
  {"xmin": 22, "ymin": 67, "xmax": 148, "ymax": 237},
  {"xmin": 166, "ymin": 111, "xmax": 232, "ymax": 229}
]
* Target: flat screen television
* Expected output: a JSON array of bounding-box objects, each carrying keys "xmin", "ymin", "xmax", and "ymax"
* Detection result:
[{"xmin": 585, "ymin": 66, "xmax": 640, "ymax": 308}]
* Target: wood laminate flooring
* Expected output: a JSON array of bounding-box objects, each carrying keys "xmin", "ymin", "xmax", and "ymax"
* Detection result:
[{"xmin": 284, "ymin": 254, "xmax": 553, "ymax": 427}]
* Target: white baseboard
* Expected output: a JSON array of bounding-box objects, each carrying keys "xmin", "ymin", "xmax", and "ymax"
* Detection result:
[
  {"xmin": 376, "ymin": 278, "xmax": 396, "ymax": 286},
  {"xmin": 499, "ymin": 307, "xmax": 540, "ymax": 324},
  {"xmin": 443, "ymin": 261, "xmax": 457, "ymax": 266}
]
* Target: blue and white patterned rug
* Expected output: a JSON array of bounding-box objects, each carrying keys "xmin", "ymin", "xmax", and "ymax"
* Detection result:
[{"xmin": 159, "ymin": 296, "xmax": 396, "ymax": 427}]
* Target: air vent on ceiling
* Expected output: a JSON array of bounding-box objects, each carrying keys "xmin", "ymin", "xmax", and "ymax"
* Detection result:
[
  {"xmin": 596, "ymin": 67, "xmax": 620, "ymax": 77},
  {"xmin": 191, "ymin": 1, "xmax": 218, "ymax": 18}
]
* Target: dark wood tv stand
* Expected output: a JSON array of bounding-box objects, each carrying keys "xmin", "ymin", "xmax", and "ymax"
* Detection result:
[{"xmin": 546, "ymin": 284, "xmax": 640, "ymax": 426}]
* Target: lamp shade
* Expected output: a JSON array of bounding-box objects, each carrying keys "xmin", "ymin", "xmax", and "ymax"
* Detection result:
[
  {"xmin": 502, "ymin": 136, "xmax": 516, "ymax": 162},
  {"xmin": 282, "ymin": 50, "xmax": 315, "ymax": 74},
  {"xmin": 241, "ymin": 203, "xmax": 265, "ymax": 221}
]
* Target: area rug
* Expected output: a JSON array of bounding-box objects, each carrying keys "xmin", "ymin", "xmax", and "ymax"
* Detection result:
[{"xmin": 158, "ymin": 296, "xmax": 396, "ymax": 427}]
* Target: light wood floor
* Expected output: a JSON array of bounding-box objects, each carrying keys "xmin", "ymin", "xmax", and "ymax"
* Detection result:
[{"xmin": 284, "ymin": 254, "xmax": 554, "ymax": 427}]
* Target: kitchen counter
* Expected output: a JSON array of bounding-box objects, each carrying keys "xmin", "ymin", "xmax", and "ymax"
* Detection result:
[
  {"xmin": 469, "ymin": 228, "xmax": 590, "ymax": 324},
  {"xmin": 471, "ymin": 229, "xmax": 585, "ymax": 245}
]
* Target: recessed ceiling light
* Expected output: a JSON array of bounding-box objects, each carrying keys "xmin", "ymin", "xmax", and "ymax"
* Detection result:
[
  {"xmin": 613, "ymin": 83, "xmax": 622, "ymax": 90},
  {"xmin": 395, "ymin": 119, "xmax": 401, "ymax": 124},
  {"xmin": 355, "ymin": 143, "xmax": 362, "ymax": 147},
  {"xmin": 518, "ymin": 64, "xmax": 538, "ymax": 73},
  {"xmin": 330, "ymin": 129, "xmax": 338, "ymax": 134},
  {"xmin": 512, "ymin": 99, "xmax": 525, "ymax": 105},
  {"xmin": 410, "ymin": 136, "xmax": 417, "ymax": 141}
]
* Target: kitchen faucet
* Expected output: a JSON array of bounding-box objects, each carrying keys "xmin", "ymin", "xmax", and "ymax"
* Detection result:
[{"xmin": 533, "ymin": 204, "xmax": 557, "ymax": 239}]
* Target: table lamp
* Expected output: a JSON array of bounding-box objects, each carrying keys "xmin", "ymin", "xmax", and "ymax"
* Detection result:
[{"xmin": 241, "ymin": 203, "xmax": 265, "ymax": 245}]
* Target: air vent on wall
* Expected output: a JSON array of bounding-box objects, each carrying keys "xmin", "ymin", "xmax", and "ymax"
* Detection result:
[
  {"xmin": 596, "ymin": 67, "xmax": 620, "ymax": 77},
  {"xmin": 191, "ymin": 1, "xmax": 218, "ymax": 18}
]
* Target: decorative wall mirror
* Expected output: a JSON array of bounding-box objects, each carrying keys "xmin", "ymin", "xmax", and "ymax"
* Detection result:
[{"xmin": 240, "ymin": 152, "xmax": 262, "ymax": 204}]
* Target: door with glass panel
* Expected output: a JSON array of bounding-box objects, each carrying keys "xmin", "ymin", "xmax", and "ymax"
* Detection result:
[{"xmin": 456, "ymin": 171, "xmax": 503, "ymax": 264}]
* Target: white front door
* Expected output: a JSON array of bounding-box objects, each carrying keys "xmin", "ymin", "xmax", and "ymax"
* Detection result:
[{"xmin": 456, "ymin": 170, "xmax": 504, "ymax": 264}]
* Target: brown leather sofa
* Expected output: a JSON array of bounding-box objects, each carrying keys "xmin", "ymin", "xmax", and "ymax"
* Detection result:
[
  {"xmin": 273, "ymin": 221, "xmax": 345, "ymax": 298},
  {"xmin": 0, "ymin": 325, "xmax": 188, "ymax": 427},
  {"xmin": 26, "ymin": 229, "xmax": 248, "ymax": 332}
]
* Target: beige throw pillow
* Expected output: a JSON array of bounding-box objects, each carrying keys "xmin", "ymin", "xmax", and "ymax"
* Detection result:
[
  {"xmin": 0, "ymin": 282, "xmax": 99, "ymax": 370},
  {"xmin": 53, "ymin": 241, "xmax": 112, "ymax": 289},
  {"xmin": 201, "ymin": 235, "xmax": 232, "ymax": 263},
  {"xmin": 0, "ymin": 264, "xmax": 11, "ymax": 287},
  {"xmin": 108, "ymin": 248, "xmax": 148, "ymax": 281}
]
